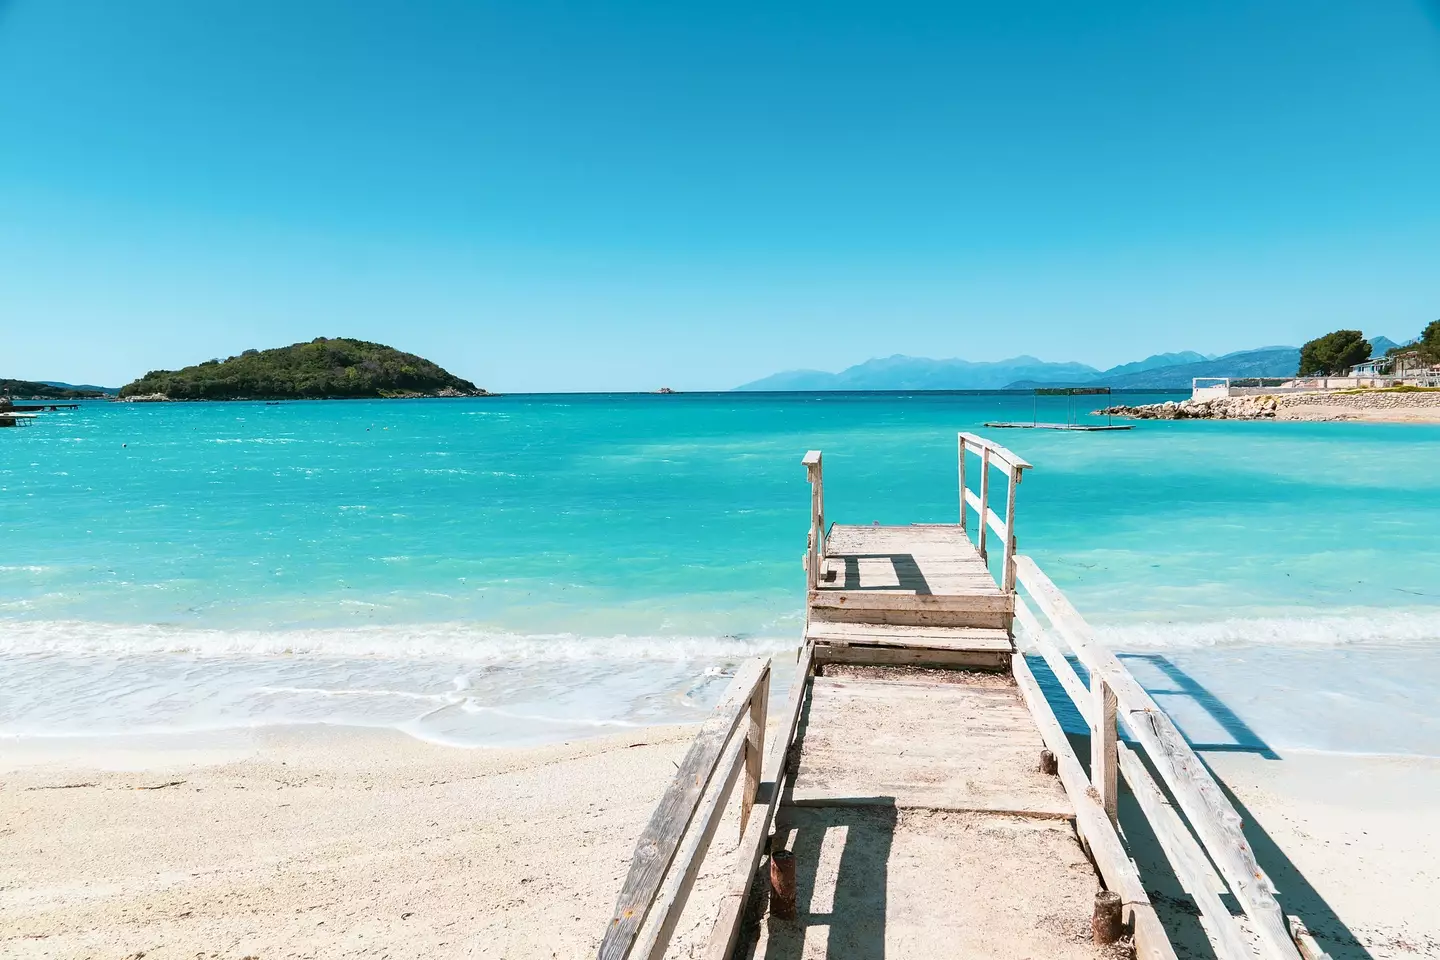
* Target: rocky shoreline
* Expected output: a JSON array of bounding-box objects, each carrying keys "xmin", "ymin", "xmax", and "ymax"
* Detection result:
[{"xmin": 1099, "ymin": 391, "xmax": 1440, "ymax": 423}]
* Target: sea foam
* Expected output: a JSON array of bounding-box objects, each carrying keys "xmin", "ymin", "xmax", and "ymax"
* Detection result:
[
  {"xmin": 0, "ymin": 618, "xmax": 787, "ymax": 662},
  {"xmin": 1095, "ymin": 609, "xmax": 1440, "ymax": 651}
]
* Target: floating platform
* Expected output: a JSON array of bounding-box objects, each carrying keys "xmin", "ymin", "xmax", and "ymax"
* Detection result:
[
  {"xmin": 598, "ymin": 432, "xmax": 1318, "ymax": 960},
  {"xmin": 984, "ymin": 420, "xmax": 1132, "ymax": 431}
]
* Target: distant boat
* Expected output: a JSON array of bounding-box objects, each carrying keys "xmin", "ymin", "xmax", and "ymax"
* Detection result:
[{"xmin": 656, "ymin": 387, "xmax": 676, "ymax": 394}]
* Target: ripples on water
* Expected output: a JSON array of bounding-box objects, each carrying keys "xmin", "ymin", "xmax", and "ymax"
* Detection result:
[{"xmin": 2, "ymin": 394, "xmax": 1438, "ymax": 753}]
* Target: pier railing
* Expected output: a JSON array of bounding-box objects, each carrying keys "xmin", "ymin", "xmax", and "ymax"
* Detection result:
[
  {"xmin": 1011, "ymin": 556, "xmax": 1310, "ymax": 960},
  {"xmin": 802, "ymin": 451, "xmax": 824, "ymax": 591},
  {"xmin": 597, "ymin": 656, "xmax": 773, "ymax": 960},
  {"xmin": 958, "ymin": 432, "xmax": 1031, "ymax": 593}
]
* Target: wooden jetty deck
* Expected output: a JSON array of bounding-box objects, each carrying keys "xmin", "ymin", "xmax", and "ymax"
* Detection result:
[
  {"xmin": 985, "ymin": 420, "xmax": 1133, "ymax": 431},
  {"xmin": 598, "ymin": 433, "xmax": 1324, "ymax": 960}
]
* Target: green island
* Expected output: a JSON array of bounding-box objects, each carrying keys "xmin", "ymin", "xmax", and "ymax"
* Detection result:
[{"xmin": 118, "ymin": 338, "xmax": 487, "ymax": 400}]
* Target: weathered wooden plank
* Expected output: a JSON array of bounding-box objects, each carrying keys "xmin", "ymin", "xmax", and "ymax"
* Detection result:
[
  {"xmin": 1014, "ymin": 598, "xmax": 1093, "ymax": 724},
  {"xmin": 810, "ymin": 605, "xmax": 1012, "ymax": 629},
  {"xmin": 1015, "ymin": 555, "xmax": 1300, "ymax": 960},
  {"xmin": 963, "ymin": 487, "xmax": 984, "ymax": 520},
  {"xmin": 804, "ymin": 452, "xmax": 824, "ymax": 590},
  {"xmin": 958, "ymin": 431, "xmax": 1033, "ymax": 473},
  {"xmin": 805, "ymin": 621, "xmax": 1012, "ymax": 647},
  {"xmin": 1118, "ymin": 743, "xmax": 1252, "ymax": 960},
  {"xmin": 598, "ymin": 656, "xmax": 771, "ymax": 960},
  {"xmin": 985, "ymin": 505, "xmax": 1009, "ymax": 544},
  {"xmin": 812, "ymin": 643, "xmax": 1009, "ymax": 669},
  {"xmin": 958, "ymin": 433, "xmax": 969, "ymax": 530},
  {"xmin": 1092, "ymin": 674, "xmax": 1118, "ymax": 825},
  {"xmin": 786, "ymin": 676, "xmax": 1073, "ymax": 817},
  {"xmin": 1003, "ymin": 463, "xmax": 1024, "ymax": 592},
  {"xmin": 978, "ymin": 445, "xmax": 992, "ymax": 559},
  {"xmin": 703, "ymin": 642, "xmax": 815, "ymax": 960},
  {"xmin": 1288, "ymin": 917, "xmax": 1333, "ymax": 960},
  {"xmin": 808, "ymin": 630, "xmax": 1012, "ymax": 651},
  {"xmin": 633, "ymin": 731, "xmax": 748, "ymax": 960},
  {"xmin": 740, "ymin": 665, "xmax": 769, "ymax": 839},
  {"xmin": 824, "ymin": 524, "xmax": 987, "ymax": 552},
  {"xmin": 1011, "ymin": 654, "xmax": 1178, "ymax": 960},
  {"xmin": 828, "ymin": 528, "xmax": 984, "ymax": 543},
  {"xmin": 808, "ymin": 591, "xmax": 1013, "ymax": 613}
]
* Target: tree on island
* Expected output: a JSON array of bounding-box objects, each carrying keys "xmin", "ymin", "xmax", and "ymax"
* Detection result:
[{"xmin": 1297, "ymin": 329, "xmax": 1370, "ymax": 376}]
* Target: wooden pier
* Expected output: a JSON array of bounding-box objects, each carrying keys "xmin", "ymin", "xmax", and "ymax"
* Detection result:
[
  {"xmin": 0, "ymin": 399, "xmax": 74, "ymax": 427},
  {"xmin": 599, "ymin": 433, "xmax": 1323, "ymax": 960}
]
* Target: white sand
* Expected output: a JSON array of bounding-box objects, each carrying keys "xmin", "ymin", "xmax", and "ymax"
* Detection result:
[
  {"xmin": 1200, "ymin": 750, "xmax": 1440, "ymax": 959},
  {"xmin": 0, "ymin": 725, "xmax": 720, "ymax": 959},
  {"xmin": 3, "ymin": 728, "xmax": 1437, "ymax": 959}
]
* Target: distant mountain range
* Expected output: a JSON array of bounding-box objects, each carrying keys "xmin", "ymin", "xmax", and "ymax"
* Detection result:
[
  {"xmin": 1, "ymin": 380, "xmax": 111, "ymax": 400},
  {"xmin": 736, "ymin": 333, "xmax": 1414, "ymax": 392},
  {"xmin": 38, "ymin": 380, "xmax": 119, "ymax": 395}
]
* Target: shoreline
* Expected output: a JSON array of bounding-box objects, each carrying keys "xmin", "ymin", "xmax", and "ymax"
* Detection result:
[
  {"xmin": 1099, "ymin": 390, "xmax": 1440, "ymax": 423},
  {"xmin": 3, "ymin": 724, "xmax": 1437, "ymax": 958}
]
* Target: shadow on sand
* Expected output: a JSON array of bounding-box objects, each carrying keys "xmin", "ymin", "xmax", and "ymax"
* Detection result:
[
  {"xmin": 1032, "ymin": 653, "xmax": 1375, "ymax": 959},
  {"xmin": 745, "ymin": 803, "xmax": 898, "ymax": 960}
]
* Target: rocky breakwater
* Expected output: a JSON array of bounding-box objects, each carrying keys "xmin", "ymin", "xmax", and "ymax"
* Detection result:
[
  {"xmin": 1100, "ymin": 390, "xmax": 1440, "ymax": 422},
  {"xmin": 1097, "ymin": 396, "xmax": 1280, "ymax": 420}
]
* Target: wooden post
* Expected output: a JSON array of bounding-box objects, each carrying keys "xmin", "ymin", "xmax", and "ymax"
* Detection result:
[
  {"xmin": 977, "ymin": 446, "xmax": 991, "ymax": 560},
  {"xmin": 1092, "ymin": 674, "xmax": 1118, "ymax": 825},
  {"xmin": 769, "ymin": 848, "xmax": 797, "ymax": 920},
  {"xmin": 1001, "ymin": 465, "xmax": 1020, "ymax": 593},
  {"xmin": 958, "ymin": 434, "xmax": 968, "ymax": 530},
  {"xmin": 740, "ymin": 666, "xmax": 770, "ymax": 841},
  {"xmin": 1093, "ymin": 890, "xmax": 1124, "ymax": 944},
  {"xmin": 802, "ymin": 451, "xmax": 822, "ymax": 590},
  {"xmin": 1039, "ymin": 749, "xmax": 1057, "ymax": 776}
]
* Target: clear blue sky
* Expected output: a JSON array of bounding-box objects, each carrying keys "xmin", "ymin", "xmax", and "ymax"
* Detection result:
[{"xmin": 2, "ymin": 1, "xmax": 1438, "ymax": 391}]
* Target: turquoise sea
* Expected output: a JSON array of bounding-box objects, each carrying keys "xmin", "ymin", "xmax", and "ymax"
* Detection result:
[{"xmin": 3, "ymin": 394, "xmax": 1439, "ymax": 755}]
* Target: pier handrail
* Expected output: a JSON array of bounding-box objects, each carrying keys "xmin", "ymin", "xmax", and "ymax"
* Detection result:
[
  {"xmin": 598, "ymin": 656, "xmax": 772, "ymax": 960},
  {"xmin": 1011, "ymin": 556, "xmax": 1305, "ymax": 960},
  {"xmin": 958, "ymin": 432, "xmax": 1031, "ymax": 592},
  {"xmin": 802, "ymin": 451, "xmax": 824, "ymax": 590}
]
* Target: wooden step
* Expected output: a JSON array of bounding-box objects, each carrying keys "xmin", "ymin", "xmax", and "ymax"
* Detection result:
[
  {"xmin": 806, "ymin": 621, "xmax": 1013, "ymax": 650},
  {"xmin": 808, "ymin": 589, "xmax": 1013, "ymax": 629},
  {"xmin": 806, "ymin": 623, "xmax": 1014, "ymax": 669}
]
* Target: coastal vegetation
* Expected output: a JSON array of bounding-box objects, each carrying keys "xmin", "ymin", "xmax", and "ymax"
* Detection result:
[
  {"xmin": 0, "ymin": 379, "xmax": 108, "ymax": 400},
  {"xmin": 1406, "ymin": 319, "xmax": 1440, "ymax": 364},
  {"xmin": 117, "ymin": 338, "xmax": 486, "ymax": 400},
  {"xmin": 1297, "ymin": 330, "xmax": 1370, "ymax": 376}
]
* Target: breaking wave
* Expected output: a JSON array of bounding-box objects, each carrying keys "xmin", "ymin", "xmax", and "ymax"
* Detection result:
[
  {"xmin": 0, "ymin": 618, "xmax": 789, "ymax": 662},
  {"xmin": 1095, "ymin": 609, "xmax": 1440, "ymax": 651}
]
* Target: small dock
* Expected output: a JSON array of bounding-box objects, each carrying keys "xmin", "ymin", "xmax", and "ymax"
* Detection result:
[
  {"xmin": 985, "ymin": 420, "xmax": 1132, "ymax": 431},
  {"xmin": 986, "ymin": 386, "xmax": 1132, "ymax": 431},
  {"xmin": 1, "ymin": 399, "xmax": 77, "ymax": 427},
  {"xmin": 598, "ymin": 434, "xmax": 1322, "ymax": 960}
]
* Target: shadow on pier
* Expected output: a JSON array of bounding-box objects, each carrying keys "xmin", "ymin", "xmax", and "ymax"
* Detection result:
[{"xmin": 1030, "ymin": 653, "xmax": 1375, "ymax": 960}]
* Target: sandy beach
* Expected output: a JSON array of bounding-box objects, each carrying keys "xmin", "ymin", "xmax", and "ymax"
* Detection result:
[
  {"xmin": 0, "ymin": 725, "xmax": 750, "ymax": 960},
  {"xmin": 2, "ymin": 725, "xmax": 1436, "ymax": 959}
]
